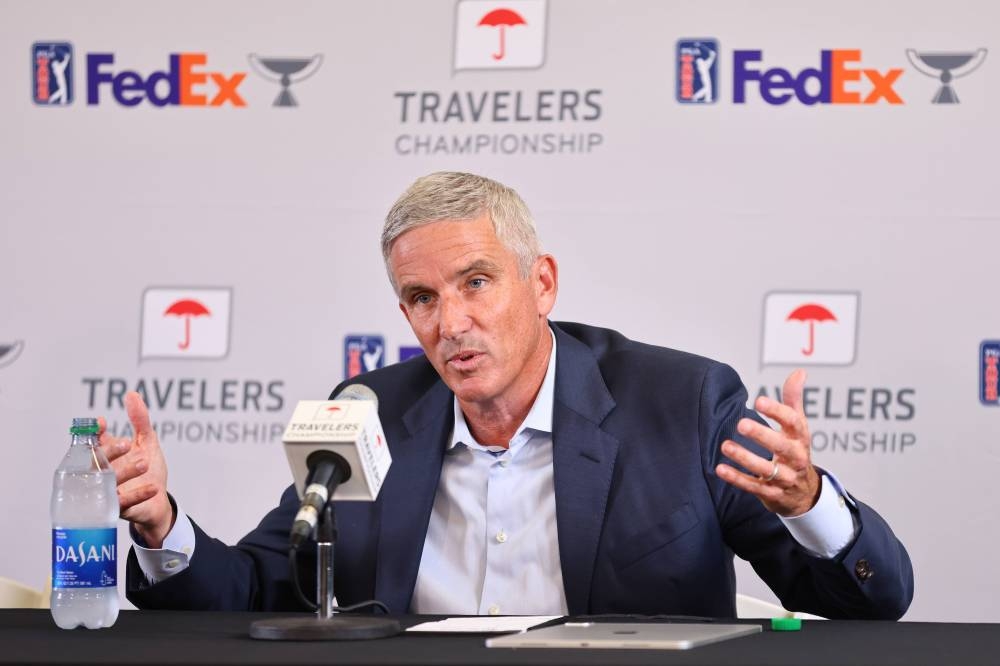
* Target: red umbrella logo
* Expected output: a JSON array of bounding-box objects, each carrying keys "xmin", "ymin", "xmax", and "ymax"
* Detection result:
[
  {"xmin": 786, "ymin": 303, "xmax": 837, "ymax": 356},
  {"xmin": 478, "ymin": 8, "xmax": 527, "ymax": 60},
  {"xmin": 163, "ymin": 299, "xmax": 212, "ymax": 350}
]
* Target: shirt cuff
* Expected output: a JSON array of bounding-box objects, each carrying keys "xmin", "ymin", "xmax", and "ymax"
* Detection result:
[
  {"xmin": 778, "ymin": 472, "xmax": 857, "ymax": 559},
  {"xmin": 131, "ymin": 506, "xmax": 196, "ymax": 584}
]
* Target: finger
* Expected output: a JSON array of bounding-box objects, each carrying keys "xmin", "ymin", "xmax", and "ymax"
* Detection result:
[
  {"xmin": 100, "ymin": 435, "xmax": 132, "ymax": 463},
  {"xmin": 781, "ymin": 369, "xmax": 808, "ymax": 413},
  {"xmin": 754, "ymin": 395, "xmax": 807, "ymax": 438},
  {"xmin": 715, "ymin": 463, "xmax": 784, "ymax": 501},
  {"xmin": 110, "ymin": 453, "xmax": 148, "ymax": 486},
  {"xmin": 97, "ymin": 416, "xmax": 119, "ymax": 450},
  {"xmin": 124, "ymin": 391, "xmax": 154, "ymax": 440},
  {"xmin": 721, "ymin": 439, "xmax": 777, "ymax": 479},
  {"xmin": 117, "ymin": 481, "xmax": 159, "ymax": 514},
  {"xmin": 735, "ymin": 419, "xmax": 803, "ymax": 463}
]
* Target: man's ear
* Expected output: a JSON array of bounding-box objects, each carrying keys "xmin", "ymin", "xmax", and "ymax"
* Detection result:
[
  {"xmin": 398, "ymin": 301, "xmax": 412, "ymax": 324},
  {"xmin": 534, "ymin": 255, "xmax": 558, "ymax": 317}
]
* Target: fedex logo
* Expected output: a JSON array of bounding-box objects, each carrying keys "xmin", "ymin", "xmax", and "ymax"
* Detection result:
[
  {"xmin": 87, "ymin": 53, "xmax": 246, "ymax": 107},
  {"xmin": 733, "ymin": 50, "xmax": 903, "ymax": 105}
]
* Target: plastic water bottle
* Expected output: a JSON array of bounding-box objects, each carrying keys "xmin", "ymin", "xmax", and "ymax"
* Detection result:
[{"xmin": 50, "ymin": 417, "xmax": 119, "ymax": 629}]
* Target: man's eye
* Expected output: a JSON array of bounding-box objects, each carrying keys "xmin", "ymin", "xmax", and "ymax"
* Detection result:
[
  {"xmin": 469, "ymin": 278, "xmax": 486, "ymax": 289},
  {"xmin": 414, "ymin": 294, "xmax": 431, "ymax": 305}
]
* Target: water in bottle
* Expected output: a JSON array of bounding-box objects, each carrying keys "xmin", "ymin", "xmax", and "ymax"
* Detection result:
[{"xmin": 50, "ymin": 417, "xmax": 119, "ymax": 629}]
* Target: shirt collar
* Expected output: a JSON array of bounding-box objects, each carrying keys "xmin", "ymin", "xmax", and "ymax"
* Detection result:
[{"xmin": 449, "ymin": 327, "xmax": 557, "ymax": 451}]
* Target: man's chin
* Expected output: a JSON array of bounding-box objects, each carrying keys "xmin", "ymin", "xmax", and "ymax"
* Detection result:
[{"xmin": 446, "ymin": 376, "xmax": 495, "ymax": 404}]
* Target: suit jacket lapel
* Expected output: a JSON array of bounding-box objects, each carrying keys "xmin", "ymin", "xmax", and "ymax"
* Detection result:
[
  {"xmin": 373, "ymin": 380, "xmax": 452, "ymax": 613},
  {"xmin": 551, "ymin": 324, "xmax": 620, "ymax": 615}
]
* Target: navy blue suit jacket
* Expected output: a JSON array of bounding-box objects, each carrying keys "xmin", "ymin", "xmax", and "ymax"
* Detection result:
[{"xmin": 127, "ymin": 322, "xmax": 913, "ymax": 619}]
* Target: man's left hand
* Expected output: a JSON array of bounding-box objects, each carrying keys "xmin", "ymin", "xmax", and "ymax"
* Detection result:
[{"xmin": 715, "ymin": 369, "xmax": 821, "ymax": 517}]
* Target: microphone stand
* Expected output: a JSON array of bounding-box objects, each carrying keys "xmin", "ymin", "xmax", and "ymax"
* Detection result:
[
  {"xmin": 249, "ymin": 504, "xmax": 401, "ymax": 640},
  {"xmin": 316, "ymin": 504, "xmax": 336, "ymax": 620}
]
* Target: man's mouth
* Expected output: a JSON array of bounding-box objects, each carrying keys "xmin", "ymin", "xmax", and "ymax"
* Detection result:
[{"xmin": 447, "ymin": 350, "xmax": 484, "ymax": 369}]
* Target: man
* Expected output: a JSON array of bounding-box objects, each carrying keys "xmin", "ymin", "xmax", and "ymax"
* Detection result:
[{"xmin": 103, "ymin": 172, "xmax": 913, "ymax": 618}]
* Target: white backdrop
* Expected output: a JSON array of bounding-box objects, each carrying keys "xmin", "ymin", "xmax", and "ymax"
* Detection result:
[{"xmin": 2, "ymin": 0, "xmax": 997, "ymax": 621}]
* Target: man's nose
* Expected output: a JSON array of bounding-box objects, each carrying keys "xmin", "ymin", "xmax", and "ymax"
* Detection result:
[{"xmin": 438, "ymin": 294, "xmax": 472, "ymax": 340}]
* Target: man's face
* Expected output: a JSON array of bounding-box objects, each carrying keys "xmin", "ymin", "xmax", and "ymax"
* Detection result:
[{"xmin": 389, "ymin": 215, "xmax": 557, "ymax": 407}]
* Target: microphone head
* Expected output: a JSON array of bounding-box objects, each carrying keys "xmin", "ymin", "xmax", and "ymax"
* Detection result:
[
  {"xmin": 336, "ymin": 383, "xmax": 378, "ymax": 409},
  {"xmin": 284, "ymin": 393, "xmax": 392, "ymax": 502}
]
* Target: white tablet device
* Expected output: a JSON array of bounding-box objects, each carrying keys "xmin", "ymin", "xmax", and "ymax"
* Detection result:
[{"xmin": 485, "ymin": 622, "xmax": 762, "ymax": 650}]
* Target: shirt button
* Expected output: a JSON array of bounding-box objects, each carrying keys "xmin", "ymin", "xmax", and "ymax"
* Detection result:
[
  {"xmin": 488, "ymin": 605, "xmax": 500, "ymax": 616},
  {"xmin": 499, "ymin": 459, "xmax": 510, "ymax": 468},
  {"xmin": 496, "ymin": 530, "xmax": 507, "ymax": 544},
  {"xmin": 838, "ymin": 495, "xmax": 846, "ymax": 509},
  {"xmin": 165, "ymin": 559, "xmax": 180, "ymax": 570}
]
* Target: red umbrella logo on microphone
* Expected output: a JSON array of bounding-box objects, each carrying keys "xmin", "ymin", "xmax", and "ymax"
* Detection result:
[
  {"xmin": 314, "ymin": 403, "xmax": 350, "ymax": 421},
  {"xmin": 163, "ymin": 299, "xmax": 212, "ymax": 350},
  {"xmin": 478, "ymin": 8, "xmax": 527, "ymax": 60},
  {"xmin": 786, "ymin": 303, "xmax": 837, "ymax": 356}
]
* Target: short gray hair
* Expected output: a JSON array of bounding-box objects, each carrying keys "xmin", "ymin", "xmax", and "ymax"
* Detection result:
[{"xmin": 382, "ymin": 172, "xmax": 542, "ymax": 293}]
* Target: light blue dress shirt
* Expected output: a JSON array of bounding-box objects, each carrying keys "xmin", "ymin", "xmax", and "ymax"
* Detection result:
[{"xmin": 410, "ymin": 330, "xmax": 566, "ymax": 615}]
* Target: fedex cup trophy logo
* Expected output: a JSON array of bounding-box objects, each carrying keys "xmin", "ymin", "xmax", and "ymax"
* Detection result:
[
  {"xmin": 248, "ymin": 54, "xmax": 322, "ymax": 107},
  {"xmin": 0, "ymin": 341, "xmax": 24, "ymax": 369},
  {"xmin": 906, "ymin": 48, "xmax": 987, "ymax": 104}
]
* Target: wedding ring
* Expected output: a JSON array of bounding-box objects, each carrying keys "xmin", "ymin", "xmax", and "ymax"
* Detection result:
[{"xmin": 761, "ymin": 460, "xmax": 779, "ymax": 483}]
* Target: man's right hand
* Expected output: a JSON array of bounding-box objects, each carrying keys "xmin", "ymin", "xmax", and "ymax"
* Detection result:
[{"xmin": 98, "ymin": 391, "xmax": 174, "ymax": 548}]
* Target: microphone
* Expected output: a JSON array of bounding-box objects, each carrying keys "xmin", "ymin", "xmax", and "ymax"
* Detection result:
[
  {"xmin": 288, "ymin": 450, "xmax": 350, "ymax": 549},
  {"xmin": 283, "ymin": 384, "xmax": 391, "ymax": 548}
]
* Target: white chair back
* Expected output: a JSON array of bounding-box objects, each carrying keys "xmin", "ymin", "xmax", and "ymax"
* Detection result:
[
  {"xmin": 736, "ymin": 593, "xmax": 827, "ymax": 620},
  {"xmin": 736, "ymin": 592, "xmax": 793, "ymax": 618},
  {"xmin": 0, "ymin": 577, "xmax": 48, "ymax": 609}
]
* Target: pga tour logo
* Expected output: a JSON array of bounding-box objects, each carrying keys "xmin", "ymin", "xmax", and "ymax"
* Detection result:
[
  {"xmin": 761, "ymin": 291, "xmax": 860, "ymax": 366},
  {"xmin": 344, "ymin": 335, "xmax": 385, "ymax": 379},
  {"xmin": 140, "ymin": 287, "xmax": 232, "ymax": 360},
  {"xmin": 980, "ymin": 341, "xmax": 1000, "ymax": 406},
  {"xmin": 32, "ymin": 42, "xmax": 74, "ymax": 105},
  {"xmin": 676, "ymin": 39, "xmax": 718, "ymax": 104},
  {"xmin": 453, "ymin": 0, "xmax": 547, "ymax": 70}
]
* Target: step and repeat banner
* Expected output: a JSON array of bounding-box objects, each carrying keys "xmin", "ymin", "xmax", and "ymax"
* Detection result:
[{"xmin": 1, "ymin": 0, "xmax": 996, "ymax": 621}]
